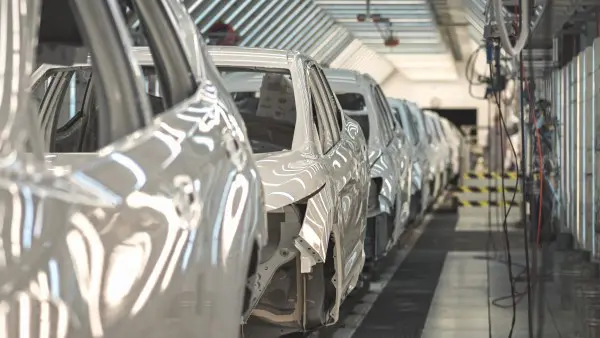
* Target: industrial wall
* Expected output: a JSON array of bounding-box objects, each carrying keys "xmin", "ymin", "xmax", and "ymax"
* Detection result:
[{"xmin": 380, "ymin": 47, "xmax": 494, "ymax": 146}]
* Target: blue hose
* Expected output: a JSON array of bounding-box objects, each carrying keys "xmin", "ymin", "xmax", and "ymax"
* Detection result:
[{"xmin": 486, "ymin": 40, "xmax": 494, "ymax": 64}]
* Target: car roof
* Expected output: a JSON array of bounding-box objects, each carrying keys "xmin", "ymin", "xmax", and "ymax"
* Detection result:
[
  {"xmin": 207, "ymin": 45, "xmax": 306, "ymax": 70},
  {"xmin": 323, "ymin": 68, "xmax": 374, "ymax": 93}
]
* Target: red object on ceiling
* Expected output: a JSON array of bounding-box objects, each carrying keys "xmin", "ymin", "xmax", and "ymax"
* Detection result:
[
  {"xmin": 384, "ymin": 37, "xmax": 399, "ymax": 47},
  {"xmin": 207, "ymin": 20, "xmax": 239, "ymax": 45}
]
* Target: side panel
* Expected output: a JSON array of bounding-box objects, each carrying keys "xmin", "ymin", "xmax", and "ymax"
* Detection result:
[{"xmin": 295, "ymin": 182, "xmax": 335, "ymax": 273}]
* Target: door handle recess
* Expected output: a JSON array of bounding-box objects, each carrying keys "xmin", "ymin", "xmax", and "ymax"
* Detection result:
[
  {"xmin": 173, "ymin": 175, "xmax": 196, "ymax": 218},
  {"xmin": 222, "ymin": 130, "xmax": 246, "ymax": 171}
]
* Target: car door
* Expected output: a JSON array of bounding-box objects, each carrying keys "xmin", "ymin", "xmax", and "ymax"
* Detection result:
[
  {"xmin": 38, "ymin": 1, "xmax": 256, "ymax": 336},
  {"xmin": 370, "ymin": 85, "xmax": 409, "ymax": 234},
  {"xmin": 307, "ymin": 63, "xmax": 365, "ymax": 288}
]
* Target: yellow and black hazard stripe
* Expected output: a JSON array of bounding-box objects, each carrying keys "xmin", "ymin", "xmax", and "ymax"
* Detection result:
[
  {"xmin": 452, "ymin": 186, "xmax": 520, "ymax": 193},
  {"xmin": 458, "ymin": 200, "xmax": 520, "ymax": 207},
  {"xmin": 463, "ymin": 171, "xmax": 518, "ymax": 180}
]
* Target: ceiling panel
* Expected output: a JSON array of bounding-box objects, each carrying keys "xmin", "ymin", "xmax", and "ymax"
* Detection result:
[
  {"xmin": 329, "ymin": 39, "xmax": 396, "ymax": 83},
  {"xmin": 184, "ymin": 0, "xmax": 353, "ymax": 63},
  {"xmin": 314, "ymin": 0, "xmax": 458, "ymax": 81},
  {"xmin": 386, "ymin": 53, "xmax": 459, "ymax": 81}
]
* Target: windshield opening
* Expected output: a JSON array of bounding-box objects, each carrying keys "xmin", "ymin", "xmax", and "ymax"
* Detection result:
[
  {"xmin": 218, "ymin": 67, "xmax": 295, "ymax": 153},
  {"xmin": 335, "ymin": 93, "xmax": 366, "ymax": 111}
]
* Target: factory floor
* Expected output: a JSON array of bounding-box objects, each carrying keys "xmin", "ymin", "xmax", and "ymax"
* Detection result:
[{"xmin": 320, "ymin": 207, "xmax": 571, "ymax": 338}]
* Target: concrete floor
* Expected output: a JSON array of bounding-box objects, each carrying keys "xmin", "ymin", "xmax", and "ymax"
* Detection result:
[
  {"xmin": 321, "ymin": 209, "xmax": 571, "ymax": 338},
  {"xmin": 421, "ymin": 219, "xmax": 567, "ymax": 338}
]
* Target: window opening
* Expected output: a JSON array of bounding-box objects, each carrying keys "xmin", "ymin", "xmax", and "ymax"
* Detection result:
[
  {"xmin": 308, "ymin": 71, "xmax": 333, "ymax": 153},
  {"xmin": 217, "ymin": 67, "xmax": 296, "ymax": 153},
  {"xmin": 371, "ymin": 85, "xmax": 393, "ymax": 144},
  {"xmin": 315, "ymin": 67, "xmax": 343, "ymax": 134},
  {"xmin": 308, "ymin": 66, "xmax": 337, "ymax": 150}
]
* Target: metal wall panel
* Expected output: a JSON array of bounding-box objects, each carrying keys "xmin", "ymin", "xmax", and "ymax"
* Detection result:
[
  {"xmin": 590, "ymin": 38, "xmax": 600, "ymax": 260},
  {"xmin": 576, "ymin": 51, "xmax": 584, "ymax": 247},
  {"xmin": 568, "ymin": 58, "xmax": 577, "ymax": 240},
  {"xmin": 584, "ymin": 46, "xmax": 594, "ymax": 251}
]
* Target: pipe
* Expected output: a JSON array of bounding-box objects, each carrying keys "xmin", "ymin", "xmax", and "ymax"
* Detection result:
[{"xmin": 492, "ymin": 0, "xmax": 530, "ymax": 57}]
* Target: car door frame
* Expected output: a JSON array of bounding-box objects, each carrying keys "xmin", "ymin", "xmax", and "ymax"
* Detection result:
[{"xmin": 306, "ymin": 63, "xmax": 357, "ymax": 286}]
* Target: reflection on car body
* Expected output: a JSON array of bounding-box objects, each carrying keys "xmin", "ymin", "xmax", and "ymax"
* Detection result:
[
  {"xmin": 208, "ymin": 46, "xmax": 370, "ymax": 334},
  {"xmin": 2, "ymin": 1, "xmax": 267, "ymax": 337},
  {"xmin": 387, "ymin": 98, "xmax": 429, "ymax": 222},
  {"xmin": 440, "ymin": 118, "xmax": 469, "ymax": 184},
  {"xmin": 438, "ymin": 116, "xmax": 462, "ymax": 182},
  {"xmin": 324, "ymin": 68, "xmax": 412, "ymax": 269},
  {"xmin": 424, "ymin": 110, "xmax": 451, "ymax": 195},
  {"xmin": 403, "ymin": 101, "xmax": 440, "ymax": 207}
]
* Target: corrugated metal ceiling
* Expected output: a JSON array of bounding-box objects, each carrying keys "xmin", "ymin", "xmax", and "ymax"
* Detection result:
[
  {"xmin": 314, "ymin": 0, "xmax": 459, "ymax": 81},
  {"xmin": 184, "ymin": 0, "xmax": 572, "ymax": 82},
  {"xmin": 184, "ymin": 0, "xmax": 353, "ymax": 65},
  {"xmin": 314, "ymin": 0, "xmax": 447, "ymax": 54},
  {"xmin": 329, "ymin": 39, "xmax": 396, "ymax": 83}
]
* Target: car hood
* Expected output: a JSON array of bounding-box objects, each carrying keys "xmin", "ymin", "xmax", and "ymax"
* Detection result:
[{"xmin": 253, "ymin": 150, "xmax": 327, "ymax": 212}]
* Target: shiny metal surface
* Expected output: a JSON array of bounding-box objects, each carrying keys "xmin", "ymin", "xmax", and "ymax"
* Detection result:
[
  {"xmin": 387, "ymin": 98, "xmax": 427, "ymax": 197},
  {"xmin": 424, "ymin": 110, "xmax": 451, "ymax": 196},
  {"xmin": 1, "ymin": 0, "xmax": 267, "ymax": 337},
  {"xmin": 439, "ymin": 117, "xmax": 461, "ymax": 177},
  {"xmin": 402, "ymin": 101, "xmax": 437, "ymax": 207},
  {"xmin": 208, "ymin": 46, "xmax": 370, "ymax": 331},
  {"xmin": 324, "ymin": 68, "xmax": 412, "ymax": 245}
]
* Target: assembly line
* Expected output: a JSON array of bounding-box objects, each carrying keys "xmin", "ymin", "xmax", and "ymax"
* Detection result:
[{"xmin": 0, "ymin": 0, "xmax": 469, "ymax": 337}]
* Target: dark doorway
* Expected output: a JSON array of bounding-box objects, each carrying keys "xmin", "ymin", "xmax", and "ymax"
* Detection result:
[{"xmin": 425, "ymin": 108, "xmax": 476, "ymax": 127}]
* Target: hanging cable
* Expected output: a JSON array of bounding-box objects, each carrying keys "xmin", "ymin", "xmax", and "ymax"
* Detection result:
[
  {"xmin": 492, "ymin": 0, "xmax": 530, "ymax": 57},
  {"xmin": 487, "ymin": 38, "xmax": 521, "ymax": 338}
]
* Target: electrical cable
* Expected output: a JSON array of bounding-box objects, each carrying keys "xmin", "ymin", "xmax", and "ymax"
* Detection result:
[
  {"xmin": 492, "ymin": 0, "xmax": 530, "ymax": 57},
  {"xmin": 519, "ymin": 49, "xmax": 535, "ymax": 338},
  {"xmin": 482, "ymin": 0, "xmax": 550, "ymax": 336},
  {"xmin": 487, "ymin": 40, "xmax": 522, "ymax": 338},
  {"xmin": 486, "ymin": 97, "xmax": 494, "ymax": 338}
]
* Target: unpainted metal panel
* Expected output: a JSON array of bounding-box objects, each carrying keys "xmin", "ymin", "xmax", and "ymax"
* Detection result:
[
  {"xmin": 575, "ymin": 51, "xmax": 583, "ymax": 248},
  {"xmin": 584, "ymin": 46, "xmax": 594, "ymax": 251},
  {"xmin": 594, "ymin": 37, "xmax": 600, "ymax": 258}
]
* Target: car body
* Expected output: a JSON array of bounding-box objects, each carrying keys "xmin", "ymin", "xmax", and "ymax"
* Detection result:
[
  {"xmin": 403, "ymin": 101, "xmax": 439, "ymax": 206},
  {"xmin": 7, "ymin": 1, "xmax": 267, "ymax": 337},
  {"xmin": 207, "ymin": 46, "xmax": 370, "ymax": 334},
  {"xmin": 439, "ymin": 117, "xmax": 462, "ymax": 182},
  {"xmin": 387, "ymin": 98, "xmax": 429, "ymax": 221},
  {"xmin": 423, "ymin": 110, "xmax": 450, "ymax": 197},
  {"xmin": 324, "ymin": 68, "xmax": 412, "ymax": 267},
  {"xmin": 425, "ymin": 111, "xmax": 453, "ymax": 180}
]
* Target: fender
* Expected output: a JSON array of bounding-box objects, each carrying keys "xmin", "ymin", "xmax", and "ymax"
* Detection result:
[
  {"xmin": 294, "ymin": 181, "xmax": 335, "ymax": 273},
  {"xmin": 370, "ymin": 154, "xmax": 399, "ymax": 213}
]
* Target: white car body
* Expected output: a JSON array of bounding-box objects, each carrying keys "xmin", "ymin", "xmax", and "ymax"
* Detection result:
[
  {"xmin": 324, "ymin": 68, "xmax": 412, "ymax": 264},
  {"xmin": 387, "ymin": 98, "xmax": 430, "ymax": 219},
  {"xmin": 208, "ymin": 46, "xmax": 370, "ymax": 334},
  {"xmin": 404, "ymin": 102, "xmax": 439, "ymax": 205},
  {"xmin": 439, "ymin": 117, "xmax": 461, "ymax": 179},
  {"xmin": 424, "ymin": 110, "xmax": 451, "ymax": 195}
]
